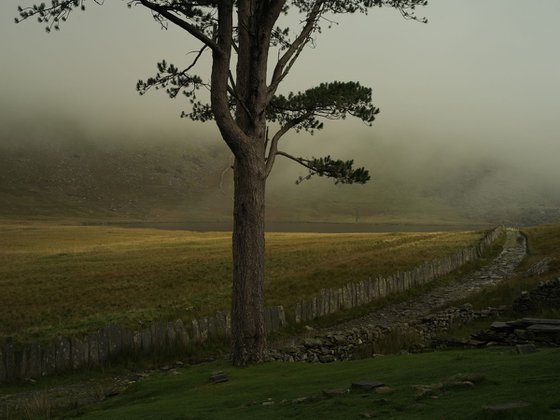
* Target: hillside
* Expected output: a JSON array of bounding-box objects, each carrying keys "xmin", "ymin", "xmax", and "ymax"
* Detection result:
[{"xmin": 1, "ymin": 122, "xmax": 559, "ymax": 225}]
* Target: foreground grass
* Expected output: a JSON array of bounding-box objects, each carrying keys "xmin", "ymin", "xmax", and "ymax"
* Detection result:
[
  {"xmin": 0, "ymin": 222, "xmax": 481, "ymax": 342},
  {"xmin": 65, "ymin": 348, "xmax": 560, "ymax": 419}
]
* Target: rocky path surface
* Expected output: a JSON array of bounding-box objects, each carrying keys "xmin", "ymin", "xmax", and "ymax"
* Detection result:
[{"xmin": 268, "ymin": 228, "xmax": 527, "ymax": 362}]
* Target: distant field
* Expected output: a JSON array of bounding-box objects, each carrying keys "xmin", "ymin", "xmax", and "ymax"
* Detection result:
[{"xmin": 0, "ymin": 222, "xmax": 482, "ymax": 341}]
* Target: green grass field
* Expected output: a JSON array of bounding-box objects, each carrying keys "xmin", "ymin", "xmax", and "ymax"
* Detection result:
[
  {"xmin": 66, "ymin": 347, "xmax": 560, "ymax": 419},
  {"xmin": 0, "ymin": 222, "xmax": 482, "ymax": 342}
]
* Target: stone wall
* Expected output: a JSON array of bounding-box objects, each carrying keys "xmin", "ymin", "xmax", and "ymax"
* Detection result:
[
  {"xmin": 512, "ymin": 277, "xmax": 560, "ymax": 313},
  {"xmin": 293, "ymin": 227, "xmax": 504, "ymax": 323}
]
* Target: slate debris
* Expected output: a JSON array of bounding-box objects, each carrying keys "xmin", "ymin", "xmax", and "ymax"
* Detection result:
[
  {"xmin": 516, "ymin": 344, "xmax": 537, "ymax": 354},
  {"xmin": 482, "ymin": 400, "xmax": 531, "ymax": 413},
  {"xmin": 322, "ymin": 388, "xmax": 348, "ymax": 398},
  {"xmin": 209, "ymin": 371, "xmax": 229, "ymax": 384},
  {"xmin": 473, "ymin": 317, "xmax": 560, "ymax": 347},
  {"xmin": 351, "ymin": 380, "xmax": 385, "ymax": 392}
]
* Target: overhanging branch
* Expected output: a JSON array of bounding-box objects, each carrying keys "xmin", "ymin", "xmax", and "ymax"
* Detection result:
[
  {"xmin": 138, "ymin": 0, "xmax": 221, "ymax": 52},
  {"xmin": 275, "ymin": 151, "xmax": 371, "ymax": 185},
  {"xmin": 265, "ymin": 113, "xmax": 312, "ymax": 177},
  {"xmin": 268, "ymin": 0, "xmax": 324, "ymax": 98}
]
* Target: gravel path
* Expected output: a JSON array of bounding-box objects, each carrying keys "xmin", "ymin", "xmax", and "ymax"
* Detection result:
[{"xmin": 323, "ymin": 228, "xmax": 527, "ymax": 332}]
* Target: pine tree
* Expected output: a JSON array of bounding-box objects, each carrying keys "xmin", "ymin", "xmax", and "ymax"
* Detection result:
[{"xmin": 16, "ymin": 0, "xmax": 427, "ymax": 366}]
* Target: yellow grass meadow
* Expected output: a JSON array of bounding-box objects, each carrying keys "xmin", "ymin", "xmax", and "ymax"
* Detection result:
[{"xmin": 0, "ymin": 222, "xmax": 482, "ymax": 341}]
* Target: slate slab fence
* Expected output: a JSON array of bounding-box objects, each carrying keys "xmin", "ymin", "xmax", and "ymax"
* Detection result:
[
  {"xmin": 0, "ymin": 227, "xmax": 503, "ymax": 383},
  {"xmin": 0, "ymin": 306, "xmax": 286, "ymax": 383}
]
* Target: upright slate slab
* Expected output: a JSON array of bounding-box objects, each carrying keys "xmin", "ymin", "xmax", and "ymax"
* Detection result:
[
  {"xmin": 225, "ymin": 312, "xmax": 232, "ymax": 337},
  {"xmin": 132, "ymin": 331, "xmax": 142, "ymax": 354},
  {"xmin": 3, "ymin": 338, "xmax": 15, "ymax": 380},
  {"xmin": 191, "ymin": 319, "xmax": 200, "ymax": 342},
  {"xmin": 198, "ymin": 317, "xmax": 209, "ymax": 342},
  {"xmin": 175, "ymin": 319, "xmax": 190, "ymax": 349},
  {"xmin": 98, "ymin": 329, "xmax": 109, "ymax": 365},
  {"xmin": 55, "ymin": 336, "xmax": 72, "ymax": 373},
  {"xmin": 214, "ymin": 312, "xmax": 227, "ymax": 338},
  {"xmin": 207, "ymin": 316, "xmax": 217, "ymax": 339},
  {"xmin": 121, "ymin": 328, "xmax": 134, "ymax": 354},
  {"xmin": 28, "ymin": 341, "xmax": 41, "ymax": 379},
  {"xmin": 151, "ymin": 321, "xmax": 167, "ymax": 350},
  {"xmin": 42, "ymin": 342, "xmax": 57, "ymax": 376},
  {"xmin": 141, "ymin": 327, "xmax": 152, "ymax": 353},
  {"xmin": 264, "ymin": 306, "xmax": 272, "ymax": 333},
  {"xmin": 106, "ymin": 324, "xmax": 123, "ymax": 357},
  {"xmin": 17, "ymin": 348, "xmax": 28, "ymax": 379},
  {"xmin": 166, "ymin": 322, "xmax": 177, "ymax": 348},
  {"xmin": 87, "ymin": 333, "xmax": 100, "ymax": 367},
  {"xmin": 71, "ymin": 337, "xmax": 87, "ymax": 370},
  {"xmin": 0, "ymin": 347, "xmax": 6, "ymax": 382}
]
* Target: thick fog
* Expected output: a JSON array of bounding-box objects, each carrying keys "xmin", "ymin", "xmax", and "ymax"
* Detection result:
[{"xmin": 1, "ymin": 1, "xmax": 559, "ymax": 224}]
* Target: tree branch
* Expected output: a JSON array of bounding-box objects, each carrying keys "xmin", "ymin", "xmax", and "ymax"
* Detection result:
[
  {"xmin": 265, "ymin": 113, "xmax": 312, "ymax": 178},
  {"xmin": 138, "ymin": 0, "xmax": 221, "ymax": 52},
  {"xmin": 268, "ymin": 0, "xmax": 324, "ymax": 99},
  {"xmin": 137, "ymin": 46, "xmax": 209, "ymax": 98},
  {"xmin": 275, "ymin": 151, "xmax": 371, "ymax": 185},
  {"xmin": 210, "ymin": 0, "xmax": 251, "ymax": 157}
]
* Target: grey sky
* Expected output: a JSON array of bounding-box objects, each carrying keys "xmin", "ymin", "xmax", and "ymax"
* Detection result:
[{"xmin": 1, "ymin": 1, "xmax": 559, "ymax": 179}]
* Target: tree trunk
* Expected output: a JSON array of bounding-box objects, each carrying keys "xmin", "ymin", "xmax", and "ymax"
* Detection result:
[{"xmin": 231, "ymin": 153, "xmax": 266, "ymax": 366}]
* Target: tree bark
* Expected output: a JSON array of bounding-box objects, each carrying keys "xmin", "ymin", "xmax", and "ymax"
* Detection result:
[{"xmin": 231, "ymin": 152, "xmax": 266, "ymax": 366}]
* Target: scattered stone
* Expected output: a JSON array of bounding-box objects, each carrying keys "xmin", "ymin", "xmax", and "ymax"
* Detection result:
[
  {"xmin": 105, "ymin": 388, "xmax": 121, "ymax": 398},
  {"xmin": 413, "ymin": 384, "xmax": 442, "ymax": 400},
  {"xmin": 262, "ymin": 401, "xmax": 275, "ymax": 406},
  {"xmin": 473, "ymin": 316, "xmax": 560, "ymax": 347},
  {"xmin": 516, "ymin": 344, "xmax": 537, "ymax": 354},
  {"xmin": 482, "ymin": 400, "xmax": 530, "ymax": 413},
  {"xmin": 351, "ymin": 380, "xmax": 385, "ymax": 392},
  {"xmin": 322, "ymin": 388, "xmax": 348, "ymax": 398},
  {"xmin": 527, "ymin": 324, "xmax": 560, "ymax": 333},
  {"xmin": 359, "ymin": 411, "xmax": 378, "ymax": 418},
  {"xmin": 303, "ymin": 338, "xmax": 323, "ymax": 347},
  {"xmin": 291, "ymin": 396, "xmax": 311, "ymax": 404},
  {"xmin": 445, "ymin": 381, "xmax": 474, "ymax": 390},
  {"xmin": 303, "ymin": 325, "xmax": 315, "ymax": 331},
  {"xmin": 490, "ymin": 322, "xmax": 512, "ymax": 330},
  {"xmin": 526, "ymin": 257, "xmax": 554, "ymax": 277},
  {"xmin": 523, "ymin": 318, "xmax": 560, "ymax": 326},
  {"xmin": 209, "ymin": 371, "xmax": 229, "ymax": 384},
  {"xmin": 449, "ymin": 373, "xmax": 485, "ymax": 384},
  {"xmin": 126, "ymin": 374, "xmax": 144, "ymax": 383}
]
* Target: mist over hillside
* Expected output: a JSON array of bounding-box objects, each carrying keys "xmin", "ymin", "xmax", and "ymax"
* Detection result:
[{"xmin": 1, "ymin": 118, "xmax": 559, "ymax": 226}]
